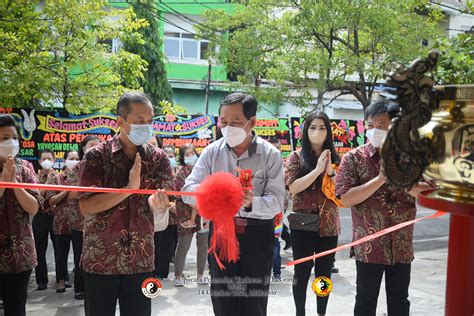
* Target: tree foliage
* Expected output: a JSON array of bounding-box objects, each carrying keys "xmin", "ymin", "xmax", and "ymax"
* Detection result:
[
  {"xmin": 124, "ymin": 0, "xmax": 173, "ymax": 111},
  {"xmin": 434, "ymin": 32, "xmax": 473, "ymax": 84},
  {"xmin": 200, "ymin": 0, "xmax": 443, "ymax": 110},
  {"xmin": 0, "ymin": 0, "xmax": 148, "ymax": 113},
  {"xmin": 159, "ymin": 100, "xmax": 187, "ymax": 115}
]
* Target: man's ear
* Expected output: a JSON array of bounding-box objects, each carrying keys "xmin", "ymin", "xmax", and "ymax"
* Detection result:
[{"xmin": 249, "ymin": 116, "xmax": 257, "ymax": 129}]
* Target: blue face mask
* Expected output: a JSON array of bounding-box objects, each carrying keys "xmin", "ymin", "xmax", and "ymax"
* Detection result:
[
  {"xmin": 168, "ymin": 157, "xmax": 177, "ymax": 168},
  {"xmin": 184, "ymin": 155, "xmax": 198, "ymax": 166},
  {"xmin": 126, "ymin": 123, "xmax": 154, "ymax": 146}
]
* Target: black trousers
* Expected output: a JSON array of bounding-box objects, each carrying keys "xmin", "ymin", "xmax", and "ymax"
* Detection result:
[
  {"xmin": 83, "ymin": 271, "xmax": 153, "ymax": 316},
  {"xmin": 55, "ymin": 234, "xmax": 71, "ymax": 281},
  {"xmin": 0, "ymin": 269, "xmax": 32, "ymax": 316},
  {"xmin": 71, "ymin": 230, "xmax": 84, "ymax": 293},
  {"xmin": 209, "ymin": 220, "xmax": 274, "ymax": 316},
  {"xmin": 281, "ymin": 223, "xmax": 291, "ymax": 246},
  {"xmin": 32, "ymin": 213, "xmax": 57, "ymax": 285},
  {"xmin": 354, "ymin": 260, "xmax": 411, "ymax": 316},
  {"xmin": 154, "ymin": 224, "xmax": 177, "ymax": 278},
  {"xmin": 291, "ymin": 229, "xmax": 338, "ymax": 316}
]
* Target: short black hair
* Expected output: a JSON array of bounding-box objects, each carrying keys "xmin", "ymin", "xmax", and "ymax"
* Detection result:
[
  {"xmin": 365, "ymin": 100, "xmax": 400, "ymax": 120},
  {"xmin": 219, "ymin": 92, "xmax": 258, "ymax": 120},
  {"xmin": 79, "ymin": 135, "xmax": 101, "ymax": 160},
  {"xmin": 39, "ymin": 149, "xmax": 55, "ymax": 159},
  {"xmin": 0, "ymin": 114, "xmax": 19, "ymax": 134},
  {"xmin": 117, "ymin": 91, "xmax": 152, "ymax": 119}
]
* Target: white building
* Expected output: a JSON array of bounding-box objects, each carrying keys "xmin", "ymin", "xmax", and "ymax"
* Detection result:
[{"xmin": 437, "ymin": 0, "xmax": 473, "ymax": 37}]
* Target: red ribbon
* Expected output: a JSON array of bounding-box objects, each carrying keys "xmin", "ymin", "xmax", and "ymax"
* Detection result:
[
  {"xmin": 1, "ymin": 176, "xmax": 250, "ymax": 272},
  {"xmin": 0, "ymin": 181, "xmax": 197, "ymax": 197},
  {"xmin": 208, "ymin": 224, "xmax": 238, "ymax": 270},
  {"xmin": 287, "ymin": 210, "xmax": 447, "ymax": 266},
  {"xmin": 0, "ymin": 181, "xmax": 251, "ymax": 197},
  {"xmin": 2, "ymin": 181, "xmax": 443, "ymax": 269}
]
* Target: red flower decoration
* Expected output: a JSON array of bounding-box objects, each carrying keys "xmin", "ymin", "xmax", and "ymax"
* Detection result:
[
  {"xmin": 165, "ymin": 114, "xmax": 176, "ymax": 122},
  {"xmin": 238, "ymin": 169, "xmax": 253, "ymax": 189}
]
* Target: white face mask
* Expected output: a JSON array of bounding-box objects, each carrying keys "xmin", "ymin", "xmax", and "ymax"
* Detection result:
[
  {"xmin": 308, "ymin": 131, "xmax": 326, "ymax": 145},
  {"xmin": 65, "ymin": 160, "xmax": 80, "ymax": 170},
  {"xmin": 366, "ymin": 128, "xmax": 388, "ymax": 148},
  {"xmin": 221, "ymin": 121, "xmax": 250, "ymax": 148},
  {"xmin": 168, "ymin": 157, "xmax": 177, "ymax": 168},
  {"xmin": 40, "ymin": 160, "xmax": 54, "ymax": 170},
  {"xmin": 184, "ymin": 154, "xmax": 198, "ymax": 166},
  {"xmin": 126, "ymin": 123, "xmax": 154, "ymax": 146},
  {"xmin": 0, "ymin": 139, "xmax": 20, "ymax": 158}
]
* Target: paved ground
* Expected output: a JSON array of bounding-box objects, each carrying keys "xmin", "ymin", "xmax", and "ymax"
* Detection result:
[{"xmin": 8, "ymin": 205, "xmax": 449, "ymax": 315}]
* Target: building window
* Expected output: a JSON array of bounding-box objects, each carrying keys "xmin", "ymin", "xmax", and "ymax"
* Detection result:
[
  {"xmin": 164, "ymin": 32, "xmax": 210, "ymax": 61},
  {"xmin": 200, "ymin": 41, "xmax": 209, "ymax": 59},
  {"xmin": 164, "ymin": 38, "xmax": 180, "ymax": 58},
  {"xmin": 98, "ymin": 38, "xmax": 123, "ymax": 53},
  {"xmin": 112, "ymin": 38, "xmax": 123, "ymax": 53}
]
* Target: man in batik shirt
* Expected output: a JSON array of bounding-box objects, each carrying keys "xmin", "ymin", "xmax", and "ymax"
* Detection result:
[
  {"xmin": 78, "ymin": 92, "xmax": 174, "ymax": 316},
  {"xmin": 336, "ymin": 100, "xmax": 430, "ymax": 316}
]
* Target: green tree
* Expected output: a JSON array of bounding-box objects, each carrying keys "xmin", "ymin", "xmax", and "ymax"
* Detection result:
[
  {"xmin": 200, "ymin": 0, "xmax": 443, "ymax": 110},
  {"xmin": 0, "ymin": 0, "xmax": 51, "ymax": 108},
  {"xmin": 0, "ymin": 0, "xmax": 148, "ymax": 113},
  {"xmin": 158, "ymin": 100, "xmax": 187, "ymax": 115},
  {"xmin": 434, "ymin": 32, "xmax": 473, "ymax": 84},
  {"xmin": 124, "ymin": 0, "xmax": 173, "ymax": 110}
]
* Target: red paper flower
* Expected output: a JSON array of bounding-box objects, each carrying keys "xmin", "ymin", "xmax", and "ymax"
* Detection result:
[{"xmin": 238, "ymin": 169, "xmax": 253, "ymax": 189}]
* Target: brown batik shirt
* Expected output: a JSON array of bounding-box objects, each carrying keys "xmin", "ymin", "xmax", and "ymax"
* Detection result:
[
  {"xmin": 46, "ymin": 166, "xmax": 82, "ymax": 234},
  {"xmin": 37, "ymin": 168, "xmax": 57, "ymax": 214},
  {"xmin": 175, "ymin": 165, "xmax": 201, "ymax": 235},
  {"xmin": 285, "ymin": 150, "xmax": 341, "ymax": 236},
  {"xmin": 0, "ymin": 159, "xmax": 43, "ymax": 273},
  {"xmin": 78, "ymin": 136, "xmax": 174, "ymax": 275},
  {"xmin": 335, "ymin": 143, "xmax": 417, "ymax": 265}
]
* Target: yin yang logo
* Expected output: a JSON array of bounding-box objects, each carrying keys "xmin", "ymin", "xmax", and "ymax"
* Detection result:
[
  {"xmin": 141, "ymin": 277, "xmax": 162, "ymax": 298},
  {"xmin": 312, "ymin": 276, "xmax": 333, "ymax": 297}
]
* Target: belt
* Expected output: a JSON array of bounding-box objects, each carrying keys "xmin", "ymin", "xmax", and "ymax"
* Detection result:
[
  {"xmin": 293, "ymin": 209, "xmax": 320, "ymax": 215},
  {"xmin": 234, "ymin": 217, "xmax": 273, "ymax": 227}
]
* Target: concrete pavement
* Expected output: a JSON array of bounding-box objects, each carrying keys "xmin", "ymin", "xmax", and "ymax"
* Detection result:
[{"xmin": 14, "ymin": 205, "xmax": 449, "ymax": 315}]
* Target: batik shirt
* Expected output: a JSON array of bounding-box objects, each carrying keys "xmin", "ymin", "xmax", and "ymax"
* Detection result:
[
  {"xmin": 175, "ymin": 165, "xmax": 200, "ymax": 235},
  {"xmin": 335, "ymin": 143, "xmax": 416, "ymax": 264},
  {"xmin": 0, "ymin": 159, "xmax": 42, "ymax": 273},
  {"xmin": 37, "ymin": 168, "xmax": 57, "ymax": 214},
  {"xmin": 78, "ymin": 136, "xmax": 174, "ymax": 275},
  {"xmin": 285, "ymin": 151, "xmax": 341, "ymax": 236},
  {"xmin": 46, "ymin": 166, "xmax": 82, "ymax": 234}
]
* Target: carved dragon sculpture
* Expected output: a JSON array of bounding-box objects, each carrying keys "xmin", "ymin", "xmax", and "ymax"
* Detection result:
[{"xmin": 381, "ymin": 51, "xmax": 442, "ymax": 191}]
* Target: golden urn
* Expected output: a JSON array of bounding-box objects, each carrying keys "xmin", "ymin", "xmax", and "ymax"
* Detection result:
[{"xmin": 381, "ymin": 52, "xmax": 473, "ymax": 204}]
